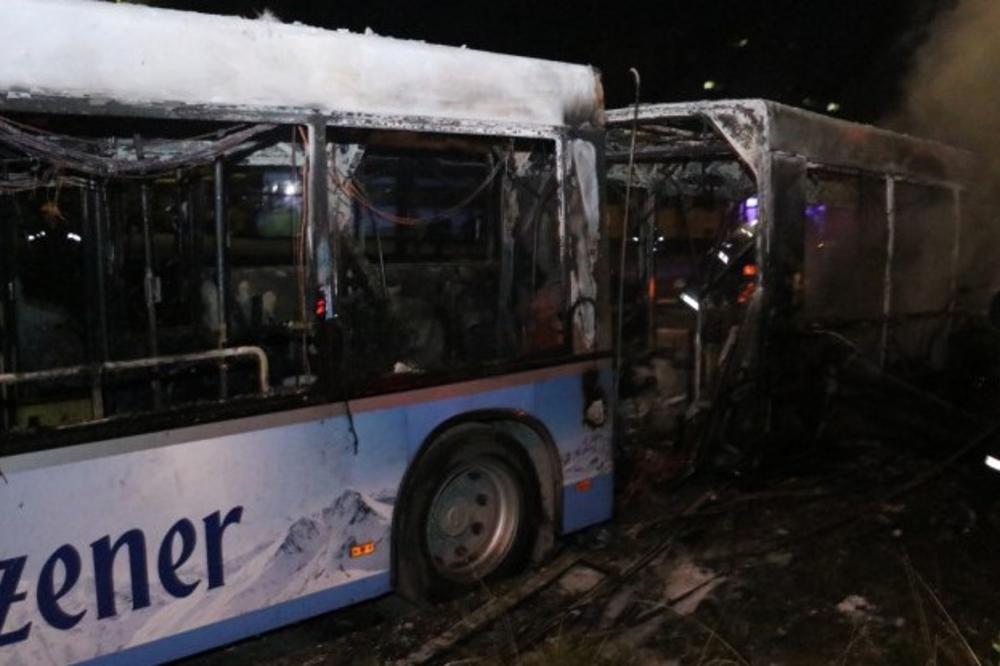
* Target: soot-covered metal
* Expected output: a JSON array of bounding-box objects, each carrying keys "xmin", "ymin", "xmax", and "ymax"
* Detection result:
[{"xmin": 606, "ymin": 99, "xmax": 978, "ymax": 475}]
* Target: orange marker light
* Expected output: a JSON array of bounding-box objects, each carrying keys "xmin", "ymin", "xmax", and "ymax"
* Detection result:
[{"xmin": 349, "ymin": 541, "xmax": 376, "ymax": 558}]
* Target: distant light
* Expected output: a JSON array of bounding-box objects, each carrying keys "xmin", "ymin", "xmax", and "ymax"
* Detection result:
[
  {"xmin": 26, "ymin": 234, "xmax": 36, "ymax": 242},
  {"xmin": 741, "ymin": 196, "xmax": 760, "ymax": 228},
  {"xmin": 703, "ymin": 80, "xmax": 717, "ymax": 91},
  {"xmin": 680, "ymin": 291, "xmax": 701, "ymax": 311},
  {"xmin": 284, "ymin": 181, "xmax": 300, "ymax": 196},
  {"xmin": 826, "ymin": 102, "xmax": 841, "ymax": 113},
  {"xmin": 717, "ymin": 250, "xmax": 730, "ymax": 265},
  {"xmin": 631, "ymin": 236, "xmax": 640, "ymax": 243},
  {"xmin": 66, "ymin": 232, "xmax": 82, "ymax": 242},
  {"xmin": 736, "ymin": 37, "xmax": 750, "ymax": 48},
  {"xmin": 657, "ymin": 235, "xmax": 665, "ymax": 242},
  {"xmin": 986, "ymin": 455, "xmax": 1000, "ymax": 473}
]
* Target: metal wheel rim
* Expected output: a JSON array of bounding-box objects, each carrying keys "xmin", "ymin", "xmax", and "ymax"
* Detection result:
[{"xmin": 425, "ymin": 457, "xmax": 521, "ymax": 581}]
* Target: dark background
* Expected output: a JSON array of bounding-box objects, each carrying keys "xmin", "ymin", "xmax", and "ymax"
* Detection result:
[{"xmin": 121, "ymin": 0, "xmax": 953, "ymax": 121}]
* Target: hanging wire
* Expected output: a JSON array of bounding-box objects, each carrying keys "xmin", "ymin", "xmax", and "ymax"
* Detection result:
[
  {"xmin": 614, "ymin": 68, "xmax": 643, "ymax": 407},
  {"xmin": 327, "ymin": 154, "xmax": 506, "ymax": 227},
  {"xmin": 0, "ymin": 114, "xmax": 275, "ymax": 178}
]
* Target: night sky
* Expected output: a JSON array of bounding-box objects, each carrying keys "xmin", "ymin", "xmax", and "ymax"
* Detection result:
[{"xmin": 131, "ymin": 0, "xmax": 948, "ymax": 121}]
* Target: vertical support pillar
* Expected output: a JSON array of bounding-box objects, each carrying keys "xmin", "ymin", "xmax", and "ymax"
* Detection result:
[
  {"xmin": 554, "ymin": 134, "xmax": 568, "ymax": 296},
  {"xmin": 950, "ymin": 187, "xmax": 962, "ymax": 299},
  {"xmin": 498, "ymin": 152, "xmax": 517, "ymax": 355},
  {"xmin": 135, "ymin": 137, "xmax": 160, "ymax": 358},
  {"xmin": 308, "ymin": 120, "xmax": 333, "ymax": 390},
  {"xmin": 880, "ymin": 176, "xmax": 896, "ymax": 369},
  {"xmin": 639, "ymin": 189, "xmax": 656, "ymax": 350},
  {"xmin": 213, "ymin": 156, "xmax": 229, "ymax": 398},
  {"xmin": 0, "ymin": 178, "xmax": 16, "ymax": 430},
  {"xmin": 88, "ymin": 184, "xmax": 109, "ymax": 418},
  {"xmin": 93, "ymin": 185, "xmax": 110, "ymax": 363},
  {"xmin": 308, "ymin": 121, "xmax": 332, "ymax": 317}
]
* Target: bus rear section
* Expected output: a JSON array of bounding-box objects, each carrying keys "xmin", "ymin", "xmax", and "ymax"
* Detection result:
[
  {"xmin": 0, "ymin": 1, "xmax": 611, "ymax": 662},
  {"xmin": 606, "ymin": 99, "xmax": 975, "ymax": 476}
]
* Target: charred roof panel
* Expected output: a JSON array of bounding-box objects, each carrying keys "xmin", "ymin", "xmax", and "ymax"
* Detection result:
[{"xmin": 0, "ymin": 0, "xmax": 602, "ymax": 129}]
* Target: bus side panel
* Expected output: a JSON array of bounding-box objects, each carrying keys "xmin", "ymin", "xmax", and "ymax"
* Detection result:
[
  {"xmin": 0, "ymin": 361, "xmax": 613, "ymax": 664},
  {"xmin": 0, "ymin": 412, "xmax": 406, "ymax": 665}
]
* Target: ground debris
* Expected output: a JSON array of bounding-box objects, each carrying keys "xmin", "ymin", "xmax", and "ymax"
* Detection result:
[
  {"xmin": 556, "ymin": 564, "xmax": 606, "ymax": 596},
  {"xmin": 397, "ymin": 551, "xmax": 580, "ymax": 665},
  {"xmin": 836, "ymin": 594, "xmax": 878, "ymax": 622},
  {"xmin": 659, "ymin": 557, "xmax": 725, "ymax": 616}
]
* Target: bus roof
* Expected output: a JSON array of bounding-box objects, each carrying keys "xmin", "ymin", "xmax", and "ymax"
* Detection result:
[
  {"xmin": 607, "ymin": 99, "xmax": 973, "ymax": 186},
  {"xmin": 0, "ymin": 0, "xmax": 602, "ymax": 130}
]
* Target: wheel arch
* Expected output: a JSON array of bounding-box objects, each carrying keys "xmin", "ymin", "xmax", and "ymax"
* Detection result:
[{"xmin": 390, "ymin": 409, "xmax": 563, "ymax": 598}]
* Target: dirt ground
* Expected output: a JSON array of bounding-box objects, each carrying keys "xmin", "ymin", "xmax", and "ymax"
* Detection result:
[{"xmin": 184, "ymin": 432, "xmax": 1000, "ymax": 665}]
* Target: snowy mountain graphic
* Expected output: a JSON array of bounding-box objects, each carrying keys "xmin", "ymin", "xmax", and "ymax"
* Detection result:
[
  {"xmin": 276, "ymin": 489, "xmax": 392, "ymax": 569},
  {"xmin": 5, "ymin": 489, "xmax": 395, "ymax": 665},
  {"xmin": 124, "ymin": 489, "xmax": 392, "ymax": 650},
  {"xmin": 217, "ymin": 489, "xmax": 392, "ymax": 615}
]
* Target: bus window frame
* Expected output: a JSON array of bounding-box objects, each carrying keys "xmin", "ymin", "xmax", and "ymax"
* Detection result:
[{"xmin": 0, "ymin": 99, "xmax": 609, "ymax": 456}]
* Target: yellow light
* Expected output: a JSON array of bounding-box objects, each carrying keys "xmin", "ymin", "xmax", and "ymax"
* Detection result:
[{"xmin": 349, "ymin": 541, "xmax": 377, "ymax": 558}]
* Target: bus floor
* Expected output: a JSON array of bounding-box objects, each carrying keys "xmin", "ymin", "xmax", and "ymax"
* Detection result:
[{"xmin": 183, "ymin": 435, "xmax": 1000, "ymax": 666}]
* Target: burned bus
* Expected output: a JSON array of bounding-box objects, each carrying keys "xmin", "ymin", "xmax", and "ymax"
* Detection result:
[
  {"xmin": 0, "ymin": 1, "xmax": 612, "ymax": 662},
  {"xmin": 606, "ymin": 99, "xmax": 977, "ymax": 471}
]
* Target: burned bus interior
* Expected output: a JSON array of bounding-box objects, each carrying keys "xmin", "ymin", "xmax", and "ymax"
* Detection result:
[
  {"xmin": 0, "ymin": 106, "xmax": 604, "ymax": 452},
  {"xmin": 606, "ymin": 100, "xmax": 975, "ymax": 474}
]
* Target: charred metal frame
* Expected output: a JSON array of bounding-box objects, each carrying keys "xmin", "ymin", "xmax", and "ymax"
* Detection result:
[
  {"xmin": 0, "ymin": 346, "xmax": 270, "ymax": 396},
  {"xmin": 0, "ymin": 92, "xmax": 610, "ymax": 448},
  {"xmin": 606, "ymin": 99, "xmax": 974, "ymax": 441}
]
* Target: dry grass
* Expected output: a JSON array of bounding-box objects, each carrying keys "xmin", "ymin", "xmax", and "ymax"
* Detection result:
[{"xmin": 899, "ymin": 552, "xmax": 983, "ymax": 666}]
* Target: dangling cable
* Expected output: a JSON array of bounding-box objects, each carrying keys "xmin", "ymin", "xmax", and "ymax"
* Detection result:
[{"xmin": 613, "ymin": 68, "xmax": 642, "ymax": 424}]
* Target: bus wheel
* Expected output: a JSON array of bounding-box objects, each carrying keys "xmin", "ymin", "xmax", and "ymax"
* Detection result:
[{"xmin": 398, "ymin": 427, "xmax": 538, "ymax": 599}]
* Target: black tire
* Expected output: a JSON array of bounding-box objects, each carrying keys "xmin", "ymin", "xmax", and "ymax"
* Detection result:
[{"xmin": 395, "ymin": 425, "xmax": 539, "ymax": 601}]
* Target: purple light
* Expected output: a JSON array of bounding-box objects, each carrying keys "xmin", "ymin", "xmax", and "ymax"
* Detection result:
[
  {"xmin": 740, "ymin": 196, "xmax": 760, "ymax": 226},
  {"xmin": 805, "ymin": 203, "xmax": 828, "ymax": 220}
]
